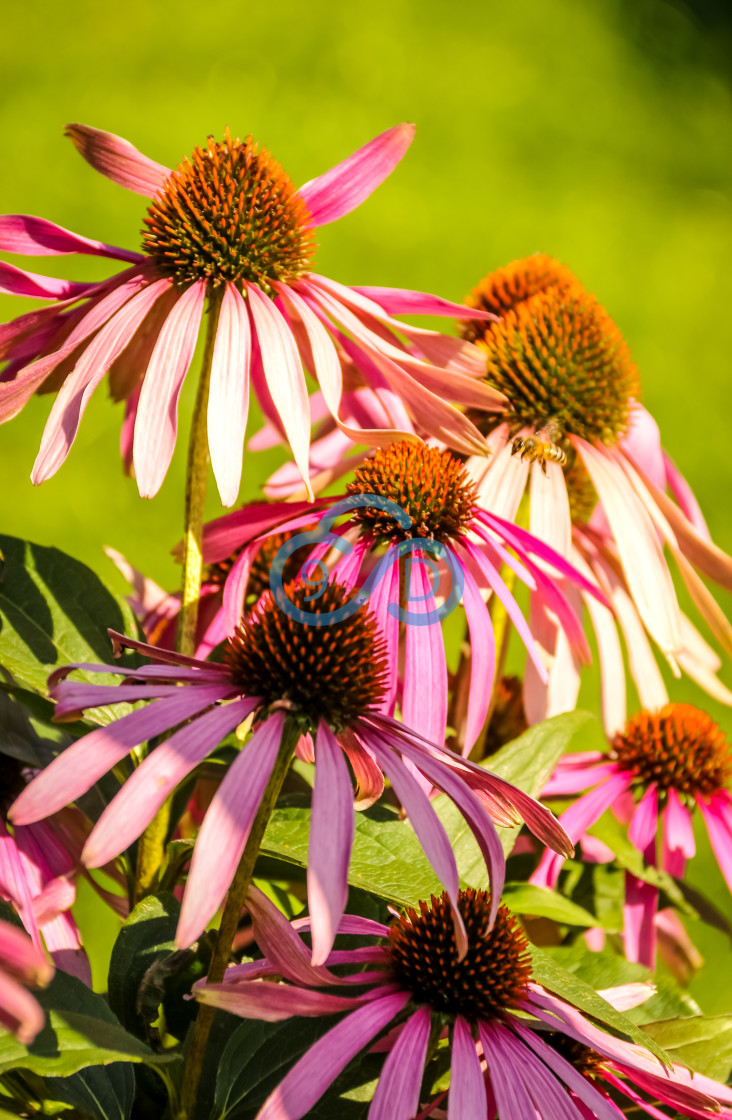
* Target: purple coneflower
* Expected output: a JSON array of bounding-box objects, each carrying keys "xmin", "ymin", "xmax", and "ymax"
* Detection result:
[
  {"xmin": 0, "ymin": 918, "xmax": 53, "ymax": 1044},
  {"xmin": 459, "ymin": 255, "xmax": 732, "ymax": 728},
  {"xmin": 8, "ymin": 583, "xmax": 570, "ymax": 963},
  {"xmin": 196, "ymin": 886, "xmax": 730, "ymax": 1120},
  {"xmin": 0, "ymin": 123, "xmax": 502, "ymax": 502},
  {"xmin": 532, "ymin": 703, "xmax": 732, "ymax": 968}
]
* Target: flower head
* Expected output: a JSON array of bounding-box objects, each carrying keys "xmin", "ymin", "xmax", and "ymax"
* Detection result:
[
  {"xmin": 9, "ymin": 595, "xmax": 570, "ymax": 964},
  {"xmin": 533, "ymin": 703, "xmax": 732, "ymax": 968},
  {"xmin": 0, "ymin": 123, "xmax": 501, "ymax": 504},
  {"xmin": 195, "ymin": 886, "xmax": 731, "ymax": 1120},
  {"xmin": 461, "ymin": 255, "xmax": 732, "ymax": 731}
]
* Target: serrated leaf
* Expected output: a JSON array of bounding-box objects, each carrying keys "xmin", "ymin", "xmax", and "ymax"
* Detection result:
[
  {"xmin": 0, "ymin": 970, "xmax": 173, "ymax": 1077},
  {"xmin": 641, "ymin": 1015, "xmax": 732, "ymax": 1081},
  {"xmin": 528, "ymin": 946, "xmax": 672, "ymax": 1067},
  {"xmin": 0, "ymin": 534, "xmax": 139, "ymax": 723},
  {"xmin": 502, "ymin": 883, "xmax": 603, "ymax": 927},
  {"xmin": 108, "ymin": 894, "xmax": 180, "ymax": 1041}
]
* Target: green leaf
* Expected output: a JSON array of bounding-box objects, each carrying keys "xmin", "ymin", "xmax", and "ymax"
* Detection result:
[
  {"xmin": 434, "ymin": 711, "xmax": 597, "ymax": 885},
  {"xmin": 528, "ymin": 946, "xmax": 672, "ymax": 1067},
  {"xmin": 0, "ymin": 970, "xmax": 173, "ymax": 1078},
  {"xmin": 587, "ymin": 814, "xmax": 696, "ymax": 916},
  {"xmin": 108, "ymin": 894, "xmax": 180, "ymax": 1042},
  {"xmin": 641, "ymin": 1015, "xmax": 732, "ymax": 1081},
  {"xmin": 42, "ymin": 1064, "xmax": 135, "ymax": 1120},
  {"xmin": 501, "ymin": 883, "xmax": 603, "ymax": 927},
  {"xmin": 0, "ymin": 534, "xmax": 139, "ymax": 722}
]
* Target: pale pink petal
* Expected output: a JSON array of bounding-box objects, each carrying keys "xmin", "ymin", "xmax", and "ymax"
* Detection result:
[
  {"xmin": 620, "ymin": 403, "xmax": 666, "ymax": 490},
  {"xmin": 698, "ymin": 796, "xmax": 732, "ymax": 894},
  {"xmin": 402, "ymin": 553, "xmax": 447, "ymax": 749},
  {"xmin": 0, "ymin": 261, "xmax": 92, "ymax": 300},
  {"xmin": 208, "ymin": 284, "xmax": 251, "ymax": 507},
  {"xmin": 65, "ymin": 123, "xmax": 170, "ymax": 197},
  {"xmin": 0, "ymin": 968, "xmax": 47, "ymax": 1044},
  {"xmin": 530, "ymin": 458, "xmax": 572, "ymax": 557},
  {"xmin": 297, "ymin": 124, "xmax": 415, "ymax": 227},
  {"xmin": 256, "ymin": 991, "xmax": 410, "ymax": 1120},
  {"xmin": 624, "ymin": 868, "xmax": 657, "ymax": 968},
  {"xmin": 662, "ymin": 790, "xmax": 696, "ymax": 864},
  {"xmin": 663, "ymin": 450, "xmax": 710, "ymax": 538},
  {"xmin": 246, "ymin": 282, "xmax": 312, "ymax": 498},
  {"xmin": 597, "ymin": 983, "xmax": 656, "ymax": 1012},
  {"xmin": 134, "ymin": 280, "xmax": 206, "ymax": 497},
  {"xmin": 32, "ymin": 277, "xmax": 172, "ymax": 482},
  {"xmin": 9, "ymin": 688, "xmax": 226, "ymax": 825},
  {"xmin": 576, "ymin": 439, "xmax": 682, "ymax": 657},
  {"xmin": 628, "ymin": 784, "xmax": 658, "ymax": 851},
  {"xmin": 196, "ymin": 981, "xmax": 361, "ymax": 1020},
  {"xmin": 0, "ymin": 824, "xmax": 40, "ymax": 946},
  {"xmin": 369, "ymin": 1006, "xmax": 431, "ymax": 1120},
  {"xmin": 449, "ymin": 1016, "xmax": 487, "ymax": 1118},
  {"xmin": 176, "ymin": 712, "xmax": 286, "ymax": 949},
  {"xmin": 675, "ymin": 550, "xmax": 732, "ymax": 658},
  {"xmin": 83, "ymin": 696, "xmax": 252, "ymax": 866},
  {"xmin": 574, "ymin": 545, "xmax": 627, "ymax": 736},
  {"xmin": 465, "ymin": 432, "xmax": 529, "ymax": 521},
  {"xmin": 0, "ymin": 214, "xmax": 142, "ymax": 262},
  {"xmin": 308, "ymin": 722, "xmax": 355, "ymax": 966},
  {"xmin": 353, "ymin": 286, "xmax": 498, "ymax": 320}
]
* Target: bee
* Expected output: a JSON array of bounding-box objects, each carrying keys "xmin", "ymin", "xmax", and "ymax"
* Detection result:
[{"xmin": 511, "ymin": 419, "xmax": 567, "ymax": 475}]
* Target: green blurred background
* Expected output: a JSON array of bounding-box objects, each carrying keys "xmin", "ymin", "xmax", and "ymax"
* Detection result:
[{"xmin": 2, "ymin": 0, "xmax": 732, "ymax": 1011}]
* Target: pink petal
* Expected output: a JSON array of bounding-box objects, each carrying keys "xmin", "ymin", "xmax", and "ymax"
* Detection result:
[
  {"xmin": 628, "ymin": 784, "xmax": 658, "ymax": 851},
  {"xmin": 478, "ymin": 1022, "xmax": 538, "ymax": 1120},
  {"xmin": 0, "ymin": 213, "xmax": 142, "ymax": 262},
  {"xmin": 245, "ymin": 886, "xmax": 342, "ymax": 988},
  {"xmin": 308, "ymin": 722, "xmax": 355, "ymax": 966},
  {"xmin": 353, "ymin": 286, "xmax": 498, "ymax": 320},
  {"xmin": 9, "ymin": 688, "xmax": 226, "ymax": 825},
  {"xmin": 0, "ymin": 261, "xmax": 92, "ymax": 300},
  {"xmin": 597, "ymin": 983, "xmax": 655, "ymax": 1012},
  {"xmin": 65, "ymin": 123, "xmax": 170, "ymax": 197},
  {"xmin": 365, "ymin": 549, "xmax": 401, "ymax": 713},
  {"xmin": 201, "ymin": 499, "xmax": 327, "ymax": 565},
  {"xmin": 196, "ymin": 981, "xmax": 361, "ymax": 1020},
  {"xmin": 0, "ymin": 967, "xmax": 47, "ymax": 1044},
  {"xmin": 83, "ymin": 696, "xmax": 252, "ymax": 866},
  {"xmin": 256, "ymin": 991, "xmax": 410, "ymax": 1120},
  {"xmin": 449, "ymin": 1016, "xmax": 488, "ymax": 1118},
  {"xmin": 176, "ymin": 712, "xmax": 286, "ymax": 949},
  {"xmin": 0, "ymin": 918, "xmax": 53, "ymax": 984},
  {"xmin": 466, "ymin": 432, "xmax": 529, "ymax": 521},
  {"xmin": 510, "ymin": 1020, "xmax": 620, "ymax": 1120},
  {"xmin": 402, "ymin": 553, "xmax": 448, "ymax": 749},
  {"xmin": 369, "ymin": 1006, "xmax": 431, "ymax": 1120},
  {"xmin": 297, "ymin": 123, "xmax": 415, "ymax": 227},
  {"xmin": 32, "ymin": 277, "xmax": 172, "ymax": 483},
  {"xmin": 664, "ymin": 788, "xmax": 696, "ymax": 859},
  {"xmin": 459, "ymin": 559, "xmax": 496, "ymax": 754},
  {"xmin": 624, "ymin": 869, "xmax": 658, "ymax": 968},
  {"xmin": 698, "ymin": 796, "xmax": 732, "ymax": 894},
  {"xmin": 662, "ymin": 450, "xmax": 710, "ymax": 538},
  {"xmin": 246, "ymin": 283, "xmax": 312, "ymax": 498},
  {"xmin": 336, "ymin": 730, "xmax": 384, "ymax": 809},
  {"xmin": 133, "ymin": 281, "xmax": 206, "ymax": 497},
  {"xmin": 208, "ymin": 284, "xmax": 251, "ymax": 507}
]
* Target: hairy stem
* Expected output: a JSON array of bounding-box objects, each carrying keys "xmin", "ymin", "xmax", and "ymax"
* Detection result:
[
  {"xmin": 179, "ymin": 720, "xmax": 299, "ymax": 1119},
  {"xmin": 133, "ymin": 292, "xmax": 221, "ymax": 904}
]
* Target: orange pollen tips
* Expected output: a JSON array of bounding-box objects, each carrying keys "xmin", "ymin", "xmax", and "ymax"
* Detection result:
[
  {"xmin": 223, "ymin": 581, "xmax": 388, "ymax": 733},
  {"xmin": 460, "ymin": 255, "xmax": 640, "ymax": 447},
  {"xmin": 611, "ymin": 704, "xmax": 732, "ymax": 800},
  {"xmin": 142, "ymin": 129, "xmax": 315, "ymax": 294},
  {"xmin": 346, "ymin": 442, "xmax": 477, "ymax": 545},
  {"xmin": 387, "ymin": 890, "xmax": 532, "ymax": 1021}
]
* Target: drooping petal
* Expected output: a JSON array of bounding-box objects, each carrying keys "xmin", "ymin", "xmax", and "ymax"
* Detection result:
[
  {"xmin": 369, "ymin": 1006, "xmax": 431, "ymax": 1120},
  {"xmin": 297, "ymin": 123, "xmax": 415, "ymax": 227},
  {"xmin": 449, "ymin": 1016, "xmax": 488, "ymax": 1119},
  {"xmin": 83, "ymin": 696, "xmax": 252, "ymax": 866},
  {"xmin": 176, "ymin": 712, "xmax": 286, "ymax": 949},
  {"xmin": 402, "ymin": 552, "xmax": 448, "ymax": 749},
  {"xmin": 458, "ymin": 559, "xmax": 496, "ymax": 754},
  {"xmin": 256, "ymin": 991, "xmax": 410, "ymax": 1120},
  {"xmin": 0, "ymin": 261, "xmax": 93, "ymax": 301},
  {"xmin": 353, "ymin": 286, "xmax": 499, "ymax": 321},
  {"xmin": 246, "ymin": 282, "xmax": 312, "ymax": 498},
  {"xmin": 196, "ymin": 981, "xmax": 362, "ymax": 1020},
  {"xmin": 624, "ymin": 864, "xmax": 657, "ymax": 969},
  {"xmin": 511, "ymin": 1020, "xmax": 620, "ymax": 1120},
  {"xmin": 365, "ymin": 548, "xmax": 401, "ymax": 713},
  {"xmin": 245, "ymin": 886, "xmax": 342, "ymax": 988},
  {"xmin": 208, "ymin": 284, "xmax": 251, "ymax": 507},
  {"xmin": 0, "ymin": 968, "xmax": 47, "ymax": 1045},
  {"xmin": 0, "ymin": 918, "xmax": 53, "ymax": 985},
  {"xmin": 662, "ymin": 450, "xmax": 710, "ymax": 538},
  {"xmin": 664, "ymin": 788, "xmax": 696, "ymax": 859},
  {"xmin": 9, "ymin": 688, "xmax": 226, "ymax": 825},
  {"xmin": 65, "ymin": 123, "xmax": 171, "ymax": 197},
  {"xmin": 0, "ymin": 214, "xmax": 142, "ymax": 262},
  {"xmin": 628, "ymin": 784, "xmax": 658, "ymax": 852},
  {"xmin": 133, "ymin": 280, "xmax": 206, "ymax": 497},
  {"xmin": 32, "ymin": 277, "xmax": 173, "ymax": 482},
  {"xmin": 308, "ymin": 722, "xmax": 355, "ymax": 966},
  {"xmin": 698, "ymin": 796, "xmax": 732, "ymax": 894}
]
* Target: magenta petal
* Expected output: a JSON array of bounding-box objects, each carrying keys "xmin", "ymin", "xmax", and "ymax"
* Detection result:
[
  {"xmin": 308, "ymin": 722, "xmax": 355, "ymax": 966},
  {"xmin": 133, "ymin": 281, "xmax": 206, "ymax": 497},
  {"xmin": 478, "ymin": 1022, "xmax": 538, "ymax": 1120},
  {"xmin": 664, "ymin": 788, "xmax": 696, "ymax": 859},
  {"xmin": 246, "ymin": 283, "xmax": 312, "ymax": 498},
  {"xmin": 208, "ymin": 284, "xmax": 251, "ymax": 507},
  {"xmin": 698, "ymin": 796, "xmax": 732, "ymax": 893},
  {"xmin": 402, "ymin": 552, "xmax": 447, "ymax": 748},
  {"xmin": 9, "ymin": 688, "xmax": 225, "ymax": 825},
  {"xmin": 369, "ymin": 1006, "xmax": 431, "ymax": 1120},
  {"xmin": 353, "ymin": 286, "xmax": 498, "ymax": 320},
  {"xmin": 624, "ymin": 867, "xmax": 658, "ymax": 968},
  {"xmin": 0, "ymin": 214, "xmax": 142, "ymax": 262},
  {"xmin": 83, "ymin": 696, "xmax": 252, "ymax": 867},
  {"xmin": 628, "ymin": 785, "xmax": 658, "ymax": 851},
  {"xmin": 0, "ymin": 261, "xmax": 92, "ymax": 301},
  {"xmin": 196, "ymin": 981, "xmax": 361, "ymax": 1020},
  {"xmin": 245, "ymin": 887, "xmax": 342, "ymax": 988},
  {"xmin": 65, "ymin": 123, "xmax": 170, "ymax": 197},
  {"xmin": 459, "ymin": 556, "xmax": 496, "ymax": 754},
  {"xmin": 176, "ymin": 713, "xmax": 286, "ymax": 949},
  {"xmin": 257, "ymin": 991, "xmax": 410, "ymax": 1120},
  {"xmin": 297, "ymin": 123, "xmax": 415, "ymax": 227},
  {"xmin": 510, "ymin": 1021, "xmax": 620, "ymax": 1120},
  {"xmin": 449, "ymin": 1016, "xmax": 487, "ymax": 1119}
]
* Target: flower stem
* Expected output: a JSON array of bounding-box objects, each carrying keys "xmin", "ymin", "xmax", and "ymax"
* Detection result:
[
  {"xmin": 179, "ymin": 720, "xmax": 299, "ymax": 1120},
  {"xmin": 133, "ymin": 292, "xmax": 222, "ymax": 904}
]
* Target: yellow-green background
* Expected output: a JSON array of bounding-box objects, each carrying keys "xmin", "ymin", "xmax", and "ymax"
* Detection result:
[{"xmin": 2, "ymin": 0, "xmax": 732, "ymax": 1012}]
